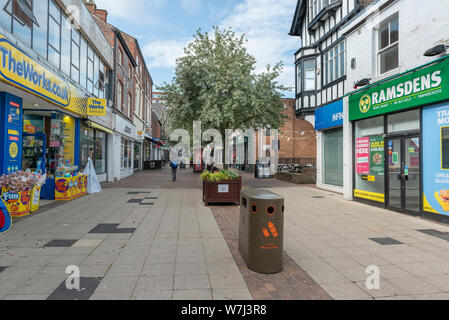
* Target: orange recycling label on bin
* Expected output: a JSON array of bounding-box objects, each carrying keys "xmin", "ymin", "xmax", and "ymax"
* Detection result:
[{"xmin": 262, "ymin": 221, "xmax": 279, "ymax": 239}]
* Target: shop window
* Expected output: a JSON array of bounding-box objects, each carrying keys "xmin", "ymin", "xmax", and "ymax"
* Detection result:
[
  {"xmin": 388, "ymin": 109, "xmax": 420, "ymax": 134},
  {"xmin": 134, "ymin": 143, "xmax": 140, "ymax": 169},
  {"xmin": 121, "ymin": 139, "xmax": 132, "ymax": 169},
  {"xmin": 80, "ymin": 126, "xmax": 94, "ymax": 171},
  {"xmin": 443, "ymin": 127, "xmax": 449, "ymax": 170},
  {"xmin": 378, "ymin": 15, "xmax": 399, "ymax": 74},
  {"xmin": 354, "ymin": 116, "xmax": 385, "ymax": 202},
  {"xmin": 94, "ymin": 131, "xmax": 106, "ymax": 174}
]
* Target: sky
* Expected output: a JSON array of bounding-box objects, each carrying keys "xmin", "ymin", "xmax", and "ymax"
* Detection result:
[{"xmin": 94, "ymin": 0, "xmax": 299, "ymax": 98}]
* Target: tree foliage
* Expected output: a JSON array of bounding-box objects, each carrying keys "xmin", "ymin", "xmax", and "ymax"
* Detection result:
[{"xmin": 160, "ymin": 26, "xmax": 288, "ymax": 139}]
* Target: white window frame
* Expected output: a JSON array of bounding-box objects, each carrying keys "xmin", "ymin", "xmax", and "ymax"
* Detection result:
[
  {"xmin": 377, "ymin": 15, "xmax": 399, "ymax": 75},
  {"xmin": 323, "ymin": 40, "xmax": 345, "ymax": 86}
]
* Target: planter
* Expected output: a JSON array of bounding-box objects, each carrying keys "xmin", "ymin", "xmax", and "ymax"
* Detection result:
[
  {"xmin": 203, "ymin": 176, "xmax": 242, "ymax": 206},
  {"xmin": 1, "ymin": 188, "xmax": 32, "ymax": 218}
]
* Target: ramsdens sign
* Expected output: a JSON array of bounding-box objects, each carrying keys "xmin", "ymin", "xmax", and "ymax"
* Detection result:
[
  {"xmin": 0, "ymin": 35, "xmax": 71, "ymax": 107},
  {"xmin": 350, "ymin": 58, "xmax": 449, "ymax": 121}
]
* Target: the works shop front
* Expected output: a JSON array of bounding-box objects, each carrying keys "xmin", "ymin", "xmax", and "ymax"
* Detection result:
[{"xmin": 349, "ymin": 57, "xmax": 449, "ymax": 223}]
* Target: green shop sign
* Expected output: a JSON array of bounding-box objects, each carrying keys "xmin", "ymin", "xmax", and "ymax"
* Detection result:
[{"xmin": 349, "ymin": 59, "xmax": 449, "ymax": 121}]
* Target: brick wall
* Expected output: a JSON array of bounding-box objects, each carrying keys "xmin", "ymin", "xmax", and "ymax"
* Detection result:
[{"xmin": 255, "ymin": 98, "xmax": 316, "ymax": 161}]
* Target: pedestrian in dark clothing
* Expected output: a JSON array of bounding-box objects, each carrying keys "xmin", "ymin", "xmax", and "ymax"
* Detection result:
[{"xmin": 170, "ymin": 159, "xmax": 179, "ymax": 182}]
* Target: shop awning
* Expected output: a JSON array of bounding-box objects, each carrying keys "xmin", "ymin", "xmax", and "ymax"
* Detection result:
[
  {"xmin": 148, "ymin": 137, "xmax": 165, "ymax": 146},
  {"xmin": 85, "ymin": 121, "xmax": 114, "ymax": 134}
]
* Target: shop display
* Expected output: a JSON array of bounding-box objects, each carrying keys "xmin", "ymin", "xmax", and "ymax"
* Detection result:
[
  {"xmin": 55, "ymin": 161, "xmax": 87, "ymax": 201},
  {"xmin": 0, "ymin": 171, "xmax": 45, "ymax": 217}
]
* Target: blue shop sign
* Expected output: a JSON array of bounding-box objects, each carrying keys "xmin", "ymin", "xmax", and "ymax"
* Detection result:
[{"xmin": 315, "ymin": 100, "xmax": 343, "ymax": 131}]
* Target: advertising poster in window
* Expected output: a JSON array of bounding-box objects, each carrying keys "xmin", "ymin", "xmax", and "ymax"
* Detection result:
[
  {"xmin": 369, "ymin": 136, "xmax": 385, "ymax": 176},
  {"xmin": 62, "ymin": 116, "xmax": 75, "ymax": 164},
  {"xmin": 423, "ymin": 103, "xmax": 449, "ymax": 216},
  {"xmin": 356, "ymin": 137, "xmax": 370, "ymax": 175}
]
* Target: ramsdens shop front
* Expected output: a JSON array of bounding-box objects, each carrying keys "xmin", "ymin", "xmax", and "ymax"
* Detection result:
[{"xmin": 349, "ymin": 56, "xmax": 449, "ymax": 222}]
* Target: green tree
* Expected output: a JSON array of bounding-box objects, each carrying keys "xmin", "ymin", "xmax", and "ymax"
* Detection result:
[{"xmin": 160, "ymin": 27, "xmax": 289, "ymax": 155}]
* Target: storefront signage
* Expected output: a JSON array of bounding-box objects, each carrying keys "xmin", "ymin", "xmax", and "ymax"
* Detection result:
[
  {"xmin": 0, "ymin": 34, "xmax": 71, "ymax": 107},
  {"xmin": 315, "ymin": 99, "xmax": 343, "ymax": 130},
  {"xmin": 86, "ymin": 98, "xmax": 107, "ymax": 116},
  {"xmin": 356, "ymin": 137, "xmax": 370, "ymax": 175},
  {"xmin": 115, "ymin": 114, "xmax": 137, "ymax": 139},
  {"xmin": 423, "ymin": 102, "xmax": 449, "ymax": 215},
  {"xmin": 350, "ymin": 59, "xmax": 449, "ymax": 121}
]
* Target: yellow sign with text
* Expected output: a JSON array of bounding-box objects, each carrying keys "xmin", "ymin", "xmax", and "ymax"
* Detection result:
[
  {"xmin": 0, "ymin": 33, "xmax": 91, "ymax": 117},
  {"xmin": 354, "ymin": 190, "xmax": 385, "ymax": 203},
  {"xmin": 87, "ymin": 98, "xmax": 106, "ymax": 116}
]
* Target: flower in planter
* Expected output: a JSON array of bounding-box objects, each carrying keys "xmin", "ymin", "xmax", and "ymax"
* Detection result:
[{"xmin": 200, "ymin": 170, "xmax": 239, "ymax": 183}]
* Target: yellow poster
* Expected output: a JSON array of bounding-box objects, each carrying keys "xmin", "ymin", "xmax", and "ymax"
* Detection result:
[{"xmin": 62, "ymin": 116, "xmax": 75, "ymax": 164}]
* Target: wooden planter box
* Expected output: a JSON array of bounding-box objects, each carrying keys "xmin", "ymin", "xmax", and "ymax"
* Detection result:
[{"xmin": 203, "ymin": 177, "xmax": 242, "ymax": 206}]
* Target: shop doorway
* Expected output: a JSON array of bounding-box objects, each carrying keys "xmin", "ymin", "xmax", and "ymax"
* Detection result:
[{"xmin": 386, "ymin": 136, "xmax": 420, "ymax": 214}]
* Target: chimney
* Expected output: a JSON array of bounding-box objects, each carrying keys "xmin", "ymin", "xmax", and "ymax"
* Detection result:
[
  {"xmin": 94, "ymin": 9, "xmax": 108, "ymax": 22},
  {"xmin": 84, "ymin": 0, "xmax": 108, "ymax": 22},
  {"xmin": 84, "ymin": 0, "xmax": 96, "ymax": 14}
]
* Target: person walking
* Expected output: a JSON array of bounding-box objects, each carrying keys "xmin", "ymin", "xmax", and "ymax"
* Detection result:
[{"xmin": 170, "ymin": 158, "xmax": 179, "ymax": 182}]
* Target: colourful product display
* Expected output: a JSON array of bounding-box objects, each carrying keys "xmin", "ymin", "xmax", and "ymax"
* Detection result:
[
  {"xmin": 1, "ymin": 188, "xmax": 32, "ymax": 217},
  {"xmin": 55, "ymin": 174, "xmax": 87, "ymax": 201}
]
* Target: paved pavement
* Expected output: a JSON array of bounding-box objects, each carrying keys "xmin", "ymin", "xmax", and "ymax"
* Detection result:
[{"xmin": 1, "ymin": 168, "xmax": 449, "ymax": 300}]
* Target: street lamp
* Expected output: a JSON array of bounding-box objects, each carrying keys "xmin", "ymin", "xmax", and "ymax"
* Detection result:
[{"xmin": 424, "ymin": 44, "xmax": 449, "ymax": 57}]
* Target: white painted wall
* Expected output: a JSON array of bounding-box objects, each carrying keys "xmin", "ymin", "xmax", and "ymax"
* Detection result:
[{"xmin": 343, "ymin": 0, "xmax": 449, "ymax": 90}]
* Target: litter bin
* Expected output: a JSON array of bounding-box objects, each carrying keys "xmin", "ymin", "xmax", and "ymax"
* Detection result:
[{"xmin": 239, "ymin": 188, "xmax": 284, "ymax": 274}]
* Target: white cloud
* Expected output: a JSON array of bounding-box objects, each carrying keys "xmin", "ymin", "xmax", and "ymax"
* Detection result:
[
  {"xmin": 141, "ymin": 0, "xmax": 298, "ymax": 93},
  {"xmin": 220, "ymin": 0, "xmax": 299, "ymax": 91},
  {"xmin": 143, "ymin": 39, "xmax": 190, "ymax": 69},
  {"xmin": 181, "ymin": 0, "xmax": 202, "ymax": 15},
  {"xmin": 94, "ymin": 0, "xmax": 166, "ymax": 25}
]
